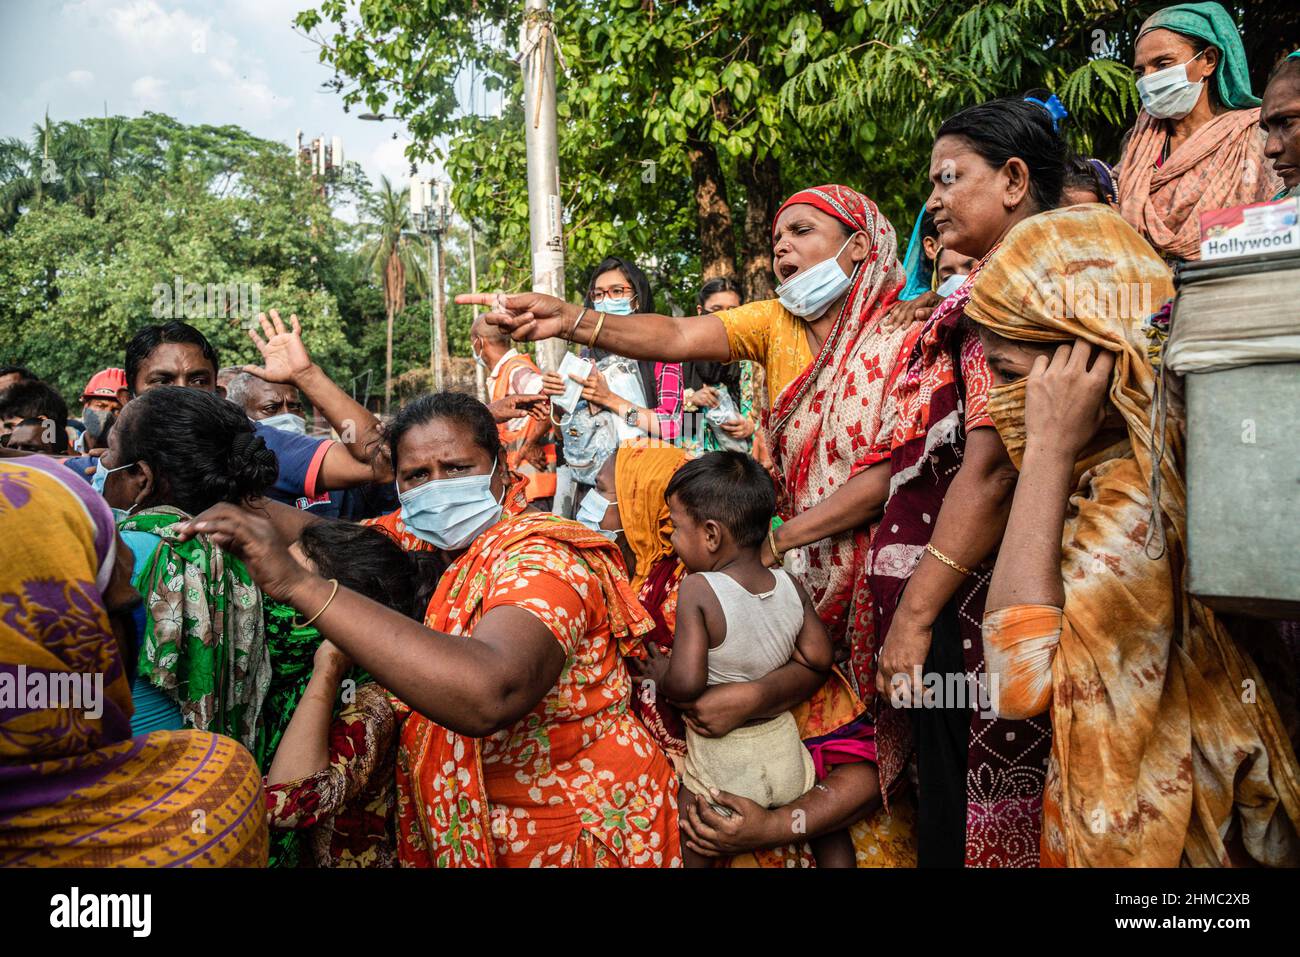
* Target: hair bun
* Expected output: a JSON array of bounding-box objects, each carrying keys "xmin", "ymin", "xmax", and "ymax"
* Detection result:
[{"xmin": 230, "ymin": 430, "xmax": 279, "ymax": 496}]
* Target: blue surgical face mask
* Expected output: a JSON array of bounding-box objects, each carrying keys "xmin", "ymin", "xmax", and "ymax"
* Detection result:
[
  {"xmin": 398, "ymin": 459, "xmax": 505, "ymax": 551},
  {"xmin": 92, "ymin": 458, "xmax": 136, "ymax": 496},
  {"xmin": 110, "ymin": 504, "xmax": 136, "ymax": 524},
  {"xmin": 775, "ymin": 234, "xmax": 856, "ymax": 318},
  {"xmin": 260, "ymin": 412, "xmax": 307, "ymax": 436},
  {"xmin": 576, "ymin": 489, "xmax": 620, "ymax": 541},
  {"xmin": 935, "ymin": 273, "xmax": 968, "ymax": 298},
  {"xmin": 594, "ymin": 297, "xmax": 634, "ymax": 315}
]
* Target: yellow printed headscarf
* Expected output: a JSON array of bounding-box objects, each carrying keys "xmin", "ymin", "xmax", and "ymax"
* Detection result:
[{"xmin": 613, "ymin": 439, "xmax": 689, "ymax": 590}]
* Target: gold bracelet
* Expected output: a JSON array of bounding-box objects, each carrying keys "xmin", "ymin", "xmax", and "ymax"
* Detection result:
[
  {"xmin": 587, "ymin": 312, "xmax": 606, "ymax": 349},
  {"xmin": 567, "ymin": 307, "xmax": 587, "ymax": 340},
  {"xmin": 925, "ymin": 543, "xmax": 973, "ymax": 576},
  {"xmin": 293, "ymin": 578, "xmax": 340, "ymax": 629},
  {"xmin": 768, "ymin": 524, "xmax": 785, "ymax": 565}
]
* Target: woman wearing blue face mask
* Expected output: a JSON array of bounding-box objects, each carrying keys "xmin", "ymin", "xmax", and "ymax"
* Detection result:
[
  {"xmin": 540, "ymin": 256, "xmax": 684, "ymax": 443},
  {"xmin": 179, "ymin": 391, "xmax": 682, "ymax": 867},
  {"xmin": 1117, "ymin": 1, "xmax": 1282, "ymax": 261}
]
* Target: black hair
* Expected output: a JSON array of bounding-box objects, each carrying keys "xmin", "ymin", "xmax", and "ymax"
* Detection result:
[
  {"xmin": 935, "ymin": 98, "xmax": 1067, "ymax": 212},
  {"xmin": 1063, "ymin": 154, "xmax": 1106, "ymax": 202},
  {"xmin": 0, "ymin": 365, "xmax": 35, "ymax": 381},
  {"xmin": 0, "ymin": 380, "xmax": 68, "ymax": 452},
  {"xmin": 696, "ymin": 275, "xmax": 743, "ymax": 311},
  {"xmin": 664, "ymin": 451, "xmax": 775, "ymax": 549},
  {"xmin": 584, "ymin": 256, "xmax": 654, "ymax": 314},
  {"xmin": 124, "ymin": 321, "xmax": 220, "ymax": 395},
  {"xmin": 116, "ymin": 386, "xmax": 278, "ymax": 515},
  {"xmin": 386, "ymin": 391, "xmax": 502, "ymax": 471},
  {"xmin": 298, "ymin": 521, "xmax": 445, "ymax": 622}
]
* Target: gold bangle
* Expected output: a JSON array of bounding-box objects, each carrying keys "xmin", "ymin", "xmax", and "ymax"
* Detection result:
[
  {"xmin": 925, "ymin": 543, "xmax": 973, "ymax": 577},
  {"xmin": 293, "ymin": 578, "xmax": 339, "ymax": 629},
  {"xmin": 587, "ymin": 312, "xmax": 606, "ymax": 349},
  {"xmin": 768, "ymin": 524, "xmax": 785, "ymax": 565}
]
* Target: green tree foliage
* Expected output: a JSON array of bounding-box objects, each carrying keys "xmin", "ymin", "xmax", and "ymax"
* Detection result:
[
  {"xmin": 0, "ymin": 113, "xmax": 363, "ymax": 402},
  {"xmin": 297, "ymin": 0, "xmax": 1294, "ymax": 311}
]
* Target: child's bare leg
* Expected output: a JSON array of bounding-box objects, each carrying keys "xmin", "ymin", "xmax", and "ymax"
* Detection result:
[
  {"xmin": 678, "ymin": 785, "xmax": 713, "ymax": 868},
  {"xmin": 810, "ymin": 828, "xmax": 856, "ymax": 868}
]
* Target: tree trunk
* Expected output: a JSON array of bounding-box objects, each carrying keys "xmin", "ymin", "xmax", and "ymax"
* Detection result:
[
  {"xmin": 384, "ymin": 251, "xmax": 403, "ymax": 413},
  {"xmin": 736, "ymin": 154, "xmax": 782, "ymax": 303},
  {"xmin": 686, "ymin": 134, "xmax": 737, "ymax": 282}
]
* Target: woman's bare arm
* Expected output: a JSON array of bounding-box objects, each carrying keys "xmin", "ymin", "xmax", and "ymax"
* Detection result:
[{"xmin": 456, "ymin": 292, "xmax": 732, "ymax": 362}]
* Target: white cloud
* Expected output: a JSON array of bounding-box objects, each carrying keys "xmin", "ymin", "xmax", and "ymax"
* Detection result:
[
  {"xmin": 130, "ymin": 75, "xmax": 169, "ymax": 108},
  {"xmin": 66, "ymin": 69, "xmax": 95, "ymax": 86}
]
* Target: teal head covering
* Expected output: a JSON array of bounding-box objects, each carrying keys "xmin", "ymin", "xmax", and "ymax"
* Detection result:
[{"xmin": 1139, "ymin": 2, "xmax": 1259, "ymax": 109}]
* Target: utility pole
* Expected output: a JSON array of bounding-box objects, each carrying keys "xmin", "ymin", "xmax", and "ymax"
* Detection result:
[
  {"xmin": 520, "ymin": 0, "xmax": 566, "ymax": 372},
  {"xmin": 411, "ymin": 179, "xmax": 450, "ymax": 391},
  {"xmin": 469, "ymin": 221, "xmax": 487, "ymax": 401}
]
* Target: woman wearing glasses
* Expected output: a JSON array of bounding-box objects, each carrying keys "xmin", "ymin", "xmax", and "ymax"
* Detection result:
[{"xmin": 541, "ymin": 256, "xmax": 684, "ymax": 441}]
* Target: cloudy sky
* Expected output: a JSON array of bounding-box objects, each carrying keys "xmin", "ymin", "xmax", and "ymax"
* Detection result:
[{"xmin": 0, "ymin": 0, "xmax": 497, "ymax": 198}]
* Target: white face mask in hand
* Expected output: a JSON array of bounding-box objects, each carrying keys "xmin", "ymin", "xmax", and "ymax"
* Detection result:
[
  {"xmin": 775, "ymin": 235, "xmax": 857, "ymax": 319},
  {"xmin": 1136, "ymin": 49, "xmax": 1207, "ymax": 120}
]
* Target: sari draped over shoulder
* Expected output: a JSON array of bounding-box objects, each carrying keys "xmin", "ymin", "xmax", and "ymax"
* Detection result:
[
  {"xmin": 0, "ymin": 457, "xmax": 266, "ymax": 867},
  {"xmin": 394, "ymin": 479, "xmax": 680, "ymax": 867},
  {"xmin": 118, "ymin": 508, "xmax": 272, "ymax": 753},
  {"xmin": 762, "ymin": 185, "xmax": 913, "ymax": 697},
  {"xmin": 968, "ymin": 205, "xmax": 1300, "ymax": 867},
  {"xmin": 614, "ymin": 439, "xmax": 691, "ymax": 755},
  {"xmin": 1118, "ymin": 109, "xmax": 1281, "ymax": 261}
]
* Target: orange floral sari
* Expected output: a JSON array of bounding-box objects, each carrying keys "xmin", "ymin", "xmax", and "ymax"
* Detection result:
[{"xmin": 393, "ymin": 480, "xmax": 681, "ymax": 867}]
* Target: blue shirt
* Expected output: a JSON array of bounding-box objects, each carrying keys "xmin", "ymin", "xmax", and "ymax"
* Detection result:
[{"xmin": 252, "ymin": 420, "xmax": 338, "ymax": 516}]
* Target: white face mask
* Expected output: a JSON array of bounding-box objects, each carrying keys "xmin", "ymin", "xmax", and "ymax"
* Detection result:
[
  {"xmin": 576, "ymin": 489, "xmax": 620, "ymax": 541},
  {"xmin": 935, "ymin": 273, "xmax": 968, "ymax": 298},
  {"xmin": 1136, "ymin": 49, "xmax": 1207, "ymax": 120},
  {"xmin": 472, "ymin": 342, "xmax": 487, "ymax": 369},
  {"xmin": 260, "ymin": 412, "xmax": 307, "ymax": 436},
  {"xmin": 775, "ymin": 235, "xmax": 856, "ymax": 319}
]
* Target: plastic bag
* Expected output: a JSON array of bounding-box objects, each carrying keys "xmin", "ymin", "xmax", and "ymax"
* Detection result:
[
  {"xmin": 704, "ymin": 385, "xmax": 749, "ymax": 453},
  {"xmin": 558, "ymin": 355, "xmax": 647, "ymax": 485}
]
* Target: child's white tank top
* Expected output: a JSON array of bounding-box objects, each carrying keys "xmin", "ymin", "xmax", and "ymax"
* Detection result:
[{"xmin": 696, "ymin": 569, "xmax": 804, "ymax": 686}]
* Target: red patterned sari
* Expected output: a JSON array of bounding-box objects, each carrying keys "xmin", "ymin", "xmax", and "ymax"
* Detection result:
[
  {"xmin": 867, "ymin": 259, "xmax": 1052, "ymax": 867},
  {"xmin": 766, "ymin": 185, "xmax": 913, "ymax": 698}
]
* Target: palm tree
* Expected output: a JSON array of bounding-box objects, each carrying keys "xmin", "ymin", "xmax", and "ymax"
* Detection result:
[
  {"xmin": 358, "ymin": 175, "xmax": 429, "ymax": 412},
  {"xmin": 0, "ymin": 112, "xmax": 131, "ymax": 228}
]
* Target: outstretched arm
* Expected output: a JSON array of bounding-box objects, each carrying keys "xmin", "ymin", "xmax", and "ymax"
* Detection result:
[{"xmin": 455, "ymin": 292, "xmax": 732, "ymax": 363}]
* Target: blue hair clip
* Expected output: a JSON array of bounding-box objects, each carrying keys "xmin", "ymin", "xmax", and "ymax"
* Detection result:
[{"xmin": 1024, "ymin": 93, "xmax": 1069, "ymax": 132}]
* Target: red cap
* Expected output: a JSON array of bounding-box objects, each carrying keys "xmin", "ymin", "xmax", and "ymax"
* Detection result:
[{"xmin": 82, "ymin": 368, "xmax": 127, "ymax": 400}]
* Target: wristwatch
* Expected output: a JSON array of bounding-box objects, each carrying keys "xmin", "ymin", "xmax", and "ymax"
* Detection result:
[{"xmin": 624, "ymin": 405, "xmax": 640, "ymax": 428}]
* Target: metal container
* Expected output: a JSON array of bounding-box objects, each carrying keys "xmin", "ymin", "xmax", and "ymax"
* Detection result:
[{"xmin": 1172, "ymin": 253, "xmax": 1300, "ymax": 618}]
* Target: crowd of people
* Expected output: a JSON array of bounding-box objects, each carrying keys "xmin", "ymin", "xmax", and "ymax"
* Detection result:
[{"xmin": 2, "ymin": 2, "xmax": 1300, "ymax": 869}]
